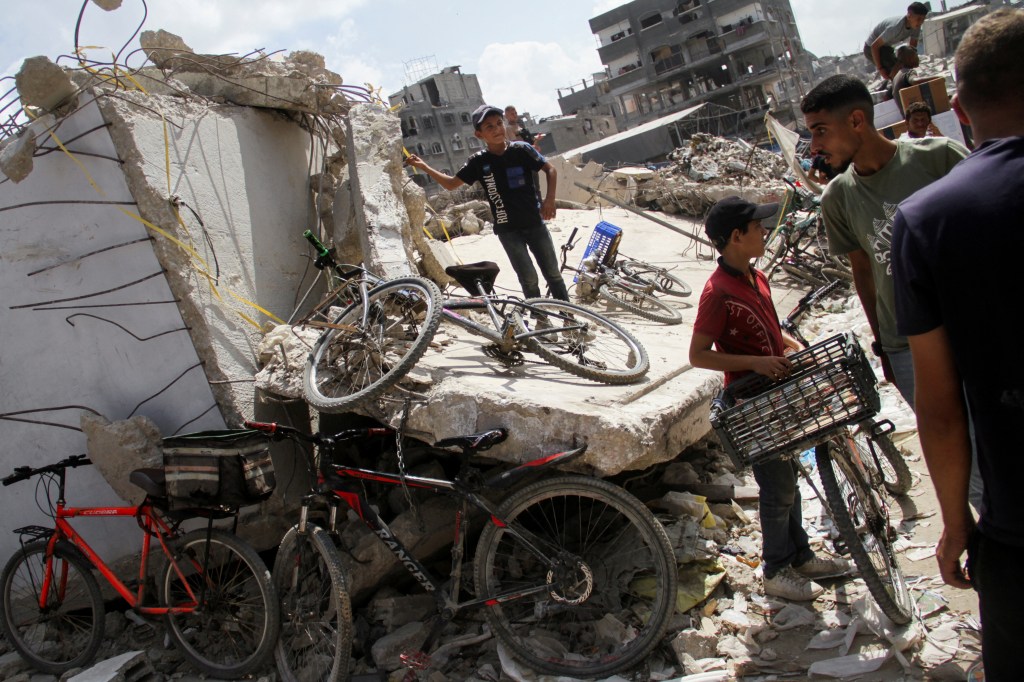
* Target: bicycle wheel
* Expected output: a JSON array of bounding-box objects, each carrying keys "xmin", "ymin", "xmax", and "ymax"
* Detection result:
[
  {"xmin": 853, "ymin": 429, "xmax": 912, "ymax": 496},
  {"xmin": 517, "ymin": 298, "xmax": 649, "ymax": 384},
  {"xmin": 161, "ymin": 529, "xmax": 280, "ymax": 679},
  {"xmin": 597, "ymin": 281, "xmax": 682, "ymax": 325},
  {"xmin": 616, "ymin": 260, "xmax": 692, "ymax": 298},
  {"xmin": 273, "ymin": 524, "xmax": 353, "ymax": 682},
  {"xmin": 0, "ymin": 540, "xmax": 104, "ymax": 674},
  {"xmin": 474, "ymin": 476, "xmax": 676, "ymax": 678},
  {"xmin": 758, "ymin": 228, "xmax": 790, "ymax": 274},
  {"xmin": 303, "ymin": 277, "xmax": 442, "ymax": 412},
  {"xmin": 815, "ymin": 439, "xmax": 914, "ymax": 624}
]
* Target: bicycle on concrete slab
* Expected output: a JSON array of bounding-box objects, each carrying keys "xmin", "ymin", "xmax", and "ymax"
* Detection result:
[
  {"xmin": 299, "ymin": 231, "xmax": 650, "ymax": 414},
  {"xmin": 0, "ymin": 455, "xmax": 279, "ymax": 678},
  {"xmin": 710, "ymin": 324, "xmax": 914, "ymax": 624},
  {"xmin": 782, "ymin": 280, "xmax": 912, "ymax": 496},
  {"xmin": 557, "ymin": 226, "xmax": 684, "ymax": 325},
  {"xmin": 244, "ymin": 420, "xmax": 678, "ymax": 680}
]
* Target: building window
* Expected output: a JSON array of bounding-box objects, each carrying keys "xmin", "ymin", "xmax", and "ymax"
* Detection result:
[
  {"xmin": 406, "ymin": 116, "xmax": 418, "ymax": 135},
  {"xmin": 460, "ymin": 112, "xmax": 471, "ymax": 123},
  {"xmin": 640, "ymin": 12, "xmax": 663, "ymax": 30},
  {"xmin": 423, "ymin": 117, "xmax": 435, "ymax": 130},
  {"xmin": 468, "ymin": 137, "xmax": 481, "ymax": 149},
  {"xmin": 416, "ymin": 143, "xmax": 426, "ymax": 155},
  {"xmin": 452, "ymin": 134, "xmax": 464, "ymax": 151},
  {"xmin": 432, "ymin": 142, "xmax": 443, "ymax": 154},
  {"xmin": 442, "ymin": 113, "xmax": 456, "ymax": 125}
]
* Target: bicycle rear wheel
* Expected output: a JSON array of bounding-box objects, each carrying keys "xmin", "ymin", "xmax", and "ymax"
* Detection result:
[
  {"xmin": 815, "ymin": 439, "xmax": 914, "ymax": 624},
  {"xmin": 161, "ymin": 529, "xmax": 280, "ymax": 679},
  {"xmin": 304, "ymin": 277, "xmax": 442, "ymax": 412},
  {"xmin": 518, "ymin": 298, "xmax": 649, "ymax": 384},
  {"xmin": 0, "ymin": 540, "xmax": 104, "ymax": 674},
  {"xmin": 597, "ymin": 281, "xmax": 682, "ymax": 325},
  {"xmin": 474, "ymin": 476, "xmax": 676, "ymax": 678},
  {"xmin": 616, "ymin": 260, "xmax": 692, "ymax": 298},
  {"xmin": 273, "ymin": 524, "xmax": 352, "ymax": 682}
]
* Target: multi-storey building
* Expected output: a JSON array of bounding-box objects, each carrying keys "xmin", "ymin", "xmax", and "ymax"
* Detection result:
[
  {"xmin": 559, "ymin": 0, "xmax": 813, "ymax": 132},
  {"xmin": 388, "ymin": 66, "xmax": 486, "ymax": 195}
]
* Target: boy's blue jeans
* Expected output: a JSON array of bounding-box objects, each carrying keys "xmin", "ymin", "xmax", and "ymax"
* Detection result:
[
  {"xmin": 752, "ymin": 456, "xmax": 813, "ymax": 578},
  {"xmin": 497, "ymin": 224, "xmax": 569, "ymax": 301}
]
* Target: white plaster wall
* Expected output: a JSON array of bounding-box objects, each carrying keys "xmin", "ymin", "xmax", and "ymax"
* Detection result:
[{"xmin": 0, "ymin": 100, "xmax": 223, "ymax": 562}]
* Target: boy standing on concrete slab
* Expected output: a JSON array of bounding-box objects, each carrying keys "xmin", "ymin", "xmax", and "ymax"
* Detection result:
[
  {"xmin": 405, "ymin": 104, "xmax": 568, "ymax": 301},
  {"xmin": 689, "ymin": 196, "xmax": 850, "ymax": 602}
]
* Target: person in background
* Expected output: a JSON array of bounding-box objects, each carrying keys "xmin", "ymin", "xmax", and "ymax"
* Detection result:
[
  {"xmin": 888, "ymin": 44, "xmax": 920, "ymax": 112},
  {"xmin": 863, "ymin": 3, "xmax": 929, "ymax": 80},
  {"xmin": 404, "ymin": 105, "xmax": 569, "ymax": 302},
  {"xmin": 891, "ymin": 9, "xmax": 1024, "ymax": 680},
  {"xmin": 504, "ymin": 105, "xmax": 544, "ymax": 149},
  {"xmin": 900, "ymin": 101, "xmax": 941, "ymax": 139}
]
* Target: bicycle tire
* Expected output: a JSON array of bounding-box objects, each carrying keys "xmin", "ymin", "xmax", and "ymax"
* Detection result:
[
  {"xmin": 273, "ymin": 524, "xmax": 353, "ymax": 682},
  {"xmin": 780, "ymin": 261, "xmax": 828, "ymax": 288},
  {"xmin": 815, "ymin": 439, "xmax": 914, "ymax": 624},
  {"xmin": 160, "ymin": 529, "xmax": 280, "ymax": 679},
  {"xmin": 758, "ymin": 229, "xmax": 790, "ymax": 274},
  {"xmin": 820, "ymin": 267, "xmax": 854, "ymax": 283},
  {"xmin": 854, "ymin": 429, "xmax": 912, "ymax": 496},
  {"xmin": 617, "ymin": 260, "xmax": 692, "ymax": 298},
  {"xmin": 474, "ymin": 476, "xmax": 676, "ymax": 678},
  {"xmin": 0, "ymin": 540, "xmax": 105, "ymax": 674},
  {"xmin": 597, "ymin": 281, "xmax": 682, "ymax": 325},
  {"xmin": 517, "ymin": 298, "xmax": 649, "ymax": 384},
  {"xmin": 303, "ymin": 277, "xmax": 442, "ymax": 413}
]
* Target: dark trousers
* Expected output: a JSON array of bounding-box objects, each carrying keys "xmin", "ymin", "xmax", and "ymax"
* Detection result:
[
  {"xmin": 862, "ymin": 43, "xmax": 897, "ymax": 74},
  {"xmin": 968, "ymin": 531, "xmax": 1024, "ymax": 680},
  {"xmin": 497, "ymin": 224, "xmax": 569, "ymax": 301},
  {"xmin": 752, "ymin": 457, "xmax": 813, "ymax": 577}
]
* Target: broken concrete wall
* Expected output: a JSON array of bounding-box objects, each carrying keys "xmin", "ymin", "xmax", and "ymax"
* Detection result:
[{"xmin": 0, "ymin": 99, "xmax": 225, "ymax": 563}]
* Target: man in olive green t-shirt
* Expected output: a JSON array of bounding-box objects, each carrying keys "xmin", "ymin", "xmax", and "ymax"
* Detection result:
[{"xmin": 800, "ymin": 75, "xmax": 967, "ymax": 408}]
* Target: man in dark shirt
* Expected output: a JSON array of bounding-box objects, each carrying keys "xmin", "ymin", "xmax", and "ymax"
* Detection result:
[
  {"xmin": 891, "ymin": 9, "xmax": 1024, "ymax": 680},
  {"xmin": 405, "ymin": 105, "xmax": 568, "ymax": 301}
]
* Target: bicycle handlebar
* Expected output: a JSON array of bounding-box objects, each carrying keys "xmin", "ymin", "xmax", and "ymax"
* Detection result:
[
  {"xmin": 243, "ymin": 420, "xmax": 393, "ymax": 446},
  {"xmin": 303, "ymin": 230, "xmax": 331, "ymax": 259},
  {"xmin": 3, "ymin": 454, "xmax": 91, "ymax": 487}
]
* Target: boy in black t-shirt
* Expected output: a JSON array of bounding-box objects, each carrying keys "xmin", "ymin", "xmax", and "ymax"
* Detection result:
[{"xmin": 405, "ymin": 105, "xmax": 569, "ymax": 301}]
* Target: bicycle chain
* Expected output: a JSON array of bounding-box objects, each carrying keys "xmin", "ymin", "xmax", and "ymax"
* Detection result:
[{"xmin": 395, "ymin": 398, "xmax": 425, "ymax": 532}]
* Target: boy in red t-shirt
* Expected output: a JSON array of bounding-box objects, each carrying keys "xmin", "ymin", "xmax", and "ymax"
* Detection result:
[{"xmin": 690, "ymin": 196, "xmax": 850, "ymax": 601}]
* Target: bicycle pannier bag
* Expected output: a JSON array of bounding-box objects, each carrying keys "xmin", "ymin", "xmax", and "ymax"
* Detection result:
[{"xmin": 162, "ymin": 430, "xmax": 275, "ymax": 509}]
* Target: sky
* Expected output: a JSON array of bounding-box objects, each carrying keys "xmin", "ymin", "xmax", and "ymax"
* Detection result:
[{"xmin": 1, "ymin": 0, "xmax": 916, "ymax": 120}]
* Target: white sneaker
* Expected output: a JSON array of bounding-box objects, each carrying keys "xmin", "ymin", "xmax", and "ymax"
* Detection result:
[
  {"xmin": 763, "ymin": 567, "xmax": 823, "ymax": 601},
  {"xmin": 793, "ymin": 555, "xmax": 853, "ymax": 580}
]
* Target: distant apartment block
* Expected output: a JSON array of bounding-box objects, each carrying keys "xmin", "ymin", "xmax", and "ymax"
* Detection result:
[
  {"xmin": 558, "ymin": 0, "xmax": 814, "ymax": 132},
  {"xmin": 389, "ymin": 66, "xmax": 485, "ymax": 195}
]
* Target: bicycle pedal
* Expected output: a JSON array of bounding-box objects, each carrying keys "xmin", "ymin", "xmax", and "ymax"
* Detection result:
[{"xmin": 399, "ymin": 650, "xmax": 431, "ymax": 670}]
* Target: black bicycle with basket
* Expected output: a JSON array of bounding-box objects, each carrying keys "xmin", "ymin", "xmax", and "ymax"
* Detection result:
[{"xmin": 710, "ymin": 332, "xmax": 914, "ymax": 624}]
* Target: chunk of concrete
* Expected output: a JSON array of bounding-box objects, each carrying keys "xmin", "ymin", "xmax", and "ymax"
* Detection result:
[
  {"xmin": 81, "ymin": 413, "xmax": 163, "ymax": 504},
  {"xmin": 0, "ymin": 128, "xmax": 36, "ymax": 183},
  {"xmin": 344, "ymin": 103, "xmax": 418, "ymax": 280},
  {"xmin": 672, "ymin": 627, "xmax": 719, "ymax": 660},
  {"xmin": 67, "ymin": 650, "xmax": 157, "ymax": 681},
  {"xmin": 368, "ymin": 593, "xmax": 436, "ymax": 630},
  {"xmin": 91, "ymin": 0, "xmax": 123, "ymax": 9},
  {"xmin": 371, "ymin": 621, "xmax": 430, "ymax": 671},
  {"xmin": 15, "ymin": 56, "xmax": 78, "ymax": 117}
]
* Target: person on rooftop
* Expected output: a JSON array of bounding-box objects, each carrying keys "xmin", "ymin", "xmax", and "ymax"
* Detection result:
[{"xmin": 863, "ymin": 2, "xmax": 929, "ymax": 80}]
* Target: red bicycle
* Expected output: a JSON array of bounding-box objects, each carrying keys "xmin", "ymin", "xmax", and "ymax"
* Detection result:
[{"xmin": 0, "ymin": 454, "xmax": 280, "ymax": 678}]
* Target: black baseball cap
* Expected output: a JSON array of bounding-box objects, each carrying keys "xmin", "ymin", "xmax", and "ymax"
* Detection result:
[
  {"xmin": 705, "ymin": 196, "xmax": 779, "ymax": 244},
  {"xmin": 471, "ymin": 104, "xmax": 504, "ymax": 129}
]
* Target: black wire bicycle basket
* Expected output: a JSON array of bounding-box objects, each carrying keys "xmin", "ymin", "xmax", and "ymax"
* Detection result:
[{"xmin": 709, "ymin": 332, "xmax": 880, "ymax": 468}]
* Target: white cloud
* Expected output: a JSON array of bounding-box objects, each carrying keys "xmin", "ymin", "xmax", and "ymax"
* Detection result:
[
  {"xmin": 790, "ymin": 0, "xmax": 909, "ymax": 58},
  {"xmin": 474, "ymin": 41, "xmax": 603, "ymax": 119},
  {"xmin": 590, "ymin": 0, "xmax": 630, "ymax": 18}
]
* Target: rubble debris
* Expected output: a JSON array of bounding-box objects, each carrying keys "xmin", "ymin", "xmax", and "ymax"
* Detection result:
[
  {"xmin": 81, "ymin": 413, "xmax": 163, "ymax": 505},
  {"xmin": 90, "ymin": 0, "xmax": 123, "ymax": 10},
  {"xmin": 15, "ymin": 56, "xmax": 79, "ymax": 117}
]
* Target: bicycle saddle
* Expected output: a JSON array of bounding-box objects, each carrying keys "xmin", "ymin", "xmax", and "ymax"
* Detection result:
[
  {"xmin": 130, "ymin": 467, "xmax": 166, "ymax": 498},
  {"xmin": 446, "ymin": 261, "xmax": 499, "ymax": 294},
  {"xmin": 434, "ymin": 428, "xmax": 508, "ymax": 453}
]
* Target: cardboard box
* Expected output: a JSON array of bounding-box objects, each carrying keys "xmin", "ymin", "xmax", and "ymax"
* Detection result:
[
  {"xmin": 874, "ymin": 99, "xmax": 903, "ymax": 129},
  {"xmin": 880, "ymin": 120, "xmax": 908, "ymax": 140},
  {"xmin": 931, "ymin": 109, "xmax": 968, "ymax": 146},
  {"xmin": 899, "ymin": 76, "xmax": 950, "ymax": 115}
]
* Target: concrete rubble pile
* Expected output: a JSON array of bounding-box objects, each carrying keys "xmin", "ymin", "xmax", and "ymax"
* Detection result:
[{"xmin": 634, "ymin": 133, "xmax": 790, "ymax": 218}]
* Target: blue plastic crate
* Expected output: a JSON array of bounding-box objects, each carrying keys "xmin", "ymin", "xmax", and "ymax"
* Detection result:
[{"xmin": 575, "ymin": 222, "xmax": 622, "ymax": 282}]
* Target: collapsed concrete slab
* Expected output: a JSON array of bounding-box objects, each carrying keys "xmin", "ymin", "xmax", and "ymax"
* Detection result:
[{"xmin": 15, "ymin": 56, "xmax": 79, "ymax": 117}]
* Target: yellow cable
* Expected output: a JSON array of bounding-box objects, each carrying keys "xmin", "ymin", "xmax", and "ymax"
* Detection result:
[{"xmin": 44, "ymin": 129, "xmax": 106, "ymax": 197}]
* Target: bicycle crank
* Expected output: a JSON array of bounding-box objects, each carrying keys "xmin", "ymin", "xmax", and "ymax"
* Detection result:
[{"xmin": 483, "ymin": 344, "xmax": 525, "ymax": 367}]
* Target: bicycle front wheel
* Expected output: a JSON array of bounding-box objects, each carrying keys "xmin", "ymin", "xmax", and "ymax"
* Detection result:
[
  {"xmin": 0, "ymin": 540, "xmax": 105, "ymax": 674},
  {"xmin": 518, "ymin": 298, "xmax": 649, "ymax": 384},
  {"xmin": 303, "ymin": 277, "xmax": 442, "ymax": 412},
  {"xmin": 474, "ymin": 476, "xmax": 677, "ymax": 678},
  {"xmin": 161, "ymin": 529, "xmax": 280, "ymax": 679},
  {"xmin": 273, "ymin": 524, "xmax": 353, "ymax": 682},
  {"xmin": 617, "ymin": 260, "xmax": 692, "ymax": 298},
  {"xmin": 597, "ymin": 281, "xmax": 683, "ymax": 325},
  {"xmin": 853, "ymin": 428, "xmax": 912, "ymax": 496},
  {"xmin": 816, "ymin": 439, "xmax": 914, "ymax": 624}
]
